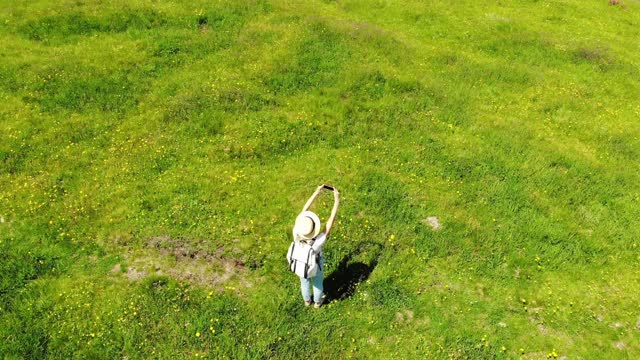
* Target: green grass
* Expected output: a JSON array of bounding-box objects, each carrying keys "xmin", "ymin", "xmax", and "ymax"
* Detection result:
[{"xmin": 1, "ymin": 0, "xmax": 639, "ymax": 358}]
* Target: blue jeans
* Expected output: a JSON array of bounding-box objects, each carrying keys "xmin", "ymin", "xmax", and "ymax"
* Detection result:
[{"xmin": 300, "ymin": 256, "xmax": 324, "ymax": 303}]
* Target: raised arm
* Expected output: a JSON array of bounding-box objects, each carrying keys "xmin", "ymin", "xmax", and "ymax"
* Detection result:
[
  {"xmin": 324, "ymin": 188, "xmax": 340, "ymax": 237},
  {"xmin": 301, "ymin": 184, "xmax": 325, "ymax": 212}
]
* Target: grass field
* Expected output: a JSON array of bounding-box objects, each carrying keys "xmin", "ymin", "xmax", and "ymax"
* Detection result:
[{"xmin": 1, "ymin": 0, "xmax": 639, "ymax": 358}]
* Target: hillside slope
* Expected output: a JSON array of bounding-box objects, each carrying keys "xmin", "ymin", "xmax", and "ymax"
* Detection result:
[{"xmin": 1, "ymin": 0, "xmax": 639, "ymax": 358}]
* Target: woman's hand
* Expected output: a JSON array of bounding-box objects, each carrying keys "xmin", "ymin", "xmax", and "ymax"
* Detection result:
[
  {"xmin": 322, "ymin": 184, "xmax": 335, "ymax": 191},
  {"xmin": 303, "ymin": 184, "xmax": 339, "ymax": 213}
]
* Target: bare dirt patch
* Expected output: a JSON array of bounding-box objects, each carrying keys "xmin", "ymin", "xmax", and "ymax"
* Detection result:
[
  {"xmin": 113, "ymin": 236, "xmax": 255, "ymax": 290},
  {"xmin": 395, "ymin": 309, "xmax": 414, "ymax": 322},
  {"xmin": 423, "ymin": 216, "xmax": 441, "ymax": 230},
  {"xmin": 608, "ymin": 0, "xmax": 625, "ymax": 7},
  {"xmin": 536, "ymin": 323, "xmax": 547, "ymax": 335},
  {"xmin": 110, "ymin": 263, "xmax": 121, "ymax": 274},
  {"xmin": 126, "ymin": 267, "xmax": 146, "ymax": 281}
]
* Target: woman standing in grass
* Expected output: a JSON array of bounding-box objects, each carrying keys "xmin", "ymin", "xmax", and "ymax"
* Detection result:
[{"xmin": 289, "ymin": 184, "xmax": 340, "ymax": 308}]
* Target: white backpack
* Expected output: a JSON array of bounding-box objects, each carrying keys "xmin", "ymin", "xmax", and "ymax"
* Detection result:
[{"xmin": 287, "ymin": 240, "xmax": 318, "ymax": 279}]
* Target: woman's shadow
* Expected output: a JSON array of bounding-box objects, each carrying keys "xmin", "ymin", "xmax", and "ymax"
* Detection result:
[{"xmin": 324, "ymin": 241, "xmax": 383, "ymax": 302}]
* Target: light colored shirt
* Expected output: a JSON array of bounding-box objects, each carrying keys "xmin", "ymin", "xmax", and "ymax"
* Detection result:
[{"xmin": 292, "ymin": 231, "xmax": 327, "ymax": 255}]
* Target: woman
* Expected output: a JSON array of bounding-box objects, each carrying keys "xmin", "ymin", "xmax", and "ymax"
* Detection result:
[{"xmin": 291, "ymin": 184, "xmax": 340, "ymax": 308}]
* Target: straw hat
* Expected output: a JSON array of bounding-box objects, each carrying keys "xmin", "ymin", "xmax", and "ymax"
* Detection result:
[{"xmin": 294, "ymin": 211, "xmax": 321, "ymax": 240}]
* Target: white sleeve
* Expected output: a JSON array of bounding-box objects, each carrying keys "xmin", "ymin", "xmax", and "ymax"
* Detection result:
[{"xmin": 312, "ymin": 233, "xmax": 327, "ymax": 253}]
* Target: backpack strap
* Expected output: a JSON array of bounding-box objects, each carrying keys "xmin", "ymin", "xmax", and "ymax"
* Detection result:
[
  {"xmin": 289, "ymin": 242, "xmax": 295, "ymax": 263},
  {"xmin": 290, "ymin": 242, "xmax": 296, "ymax": 272},
  {"xmin": 304, "ymin": 247, "xmax": 313, "ymax": 278}
]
